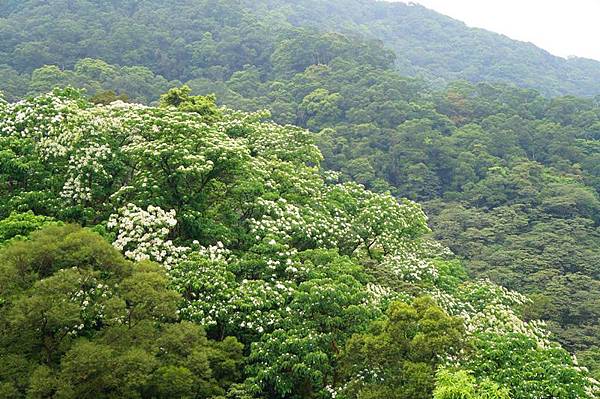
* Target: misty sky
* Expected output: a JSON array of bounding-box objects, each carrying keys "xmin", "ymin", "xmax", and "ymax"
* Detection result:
[{"xmin": 395, "ymin": 0, "xmax": 600, "ymax": 61}]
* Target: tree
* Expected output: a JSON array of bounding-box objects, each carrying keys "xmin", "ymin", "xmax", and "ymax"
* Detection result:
[
  {"xmin": 338, "ymin": 297, "xmax": 464, "ymax": 399},
  {"xmin": 0, "ymin": 225, "xmax": 243, "ymax": 398},
  {"xmin": 465, "ymin": 333, "xmax": 591, "ymax": 399},
  {"xmin": 433, "ymin": 369, "xmax": 509, "ymax": 399},
  {"xmin": 159, "ymin": 85, "xmax": 221, "ymax": 120}
]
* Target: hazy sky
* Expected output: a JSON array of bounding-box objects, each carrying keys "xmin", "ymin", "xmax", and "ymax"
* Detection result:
[{"xmin": 395, "ymin": 0, "xmax": 600, "ymax": 61}]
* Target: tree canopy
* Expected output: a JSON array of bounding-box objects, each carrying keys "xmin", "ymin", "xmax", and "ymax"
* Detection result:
[{"xmin": 0, "ymin": 90, "xmax": 596, "ymax": 397}]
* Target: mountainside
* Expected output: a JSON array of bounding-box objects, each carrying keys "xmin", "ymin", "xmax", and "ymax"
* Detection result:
[
  {"xmin": 243, "ymin": 0, "xmax": 600, "ymax": 97},
  {"xmin": 3, "ymin": 0, "xmax": 600, "ymax": 96},
  {"xmin": 2, "ymin": 0, "xmax": 600, "ymax": 367}
]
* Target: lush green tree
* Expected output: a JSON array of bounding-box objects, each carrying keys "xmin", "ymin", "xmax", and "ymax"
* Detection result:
[
  {"xmin": 0, "ymin": 211, "xmax": 59, "ymax": 244},
  {"xmin": 0, "ymin": 225, "xmax": 244, "ymax": 398},
  {"xmin": 338, "ymin": 297, "xmax": 464, "ymax": 399},
  {"xmin": 433, "ymin": 369, "xmax": 509, "ymax": 399},
  {"xmin": 464, "ymin": 333, "xmax": 592, "ymax": 399},
  {"xmin": 159, "ymin": 85, "xmax": 221, "ymax": 120}
]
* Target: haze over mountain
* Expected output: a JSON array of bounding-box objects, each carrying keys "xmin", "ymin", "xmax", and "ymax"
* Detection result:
[{"xmin": 394, "ymin": 0, "xmax": 600, "ymax": 62}]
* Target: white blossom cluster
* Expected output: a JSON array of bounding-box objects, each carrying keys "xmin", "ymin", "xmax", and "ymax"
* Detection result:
[
  {"xmin": 246, "ymin": 244, "xmax": 305, "ymax": 280},
  {"xmin": 427, "ymin": 279, "xmax": 550, "ymax": 347},
  {"xmin": 108, "ymin": 203, "xmax": 189, "ymax": 269},
  {"xmin": 171, "ymin": 256, "xmax": 294, "ymax": 335},
  {"xmin": 328, "ymin": 367, "xmax": 386, "ymax": 399},
  {"xmin": 364, "ymin": 282, "xmax": 414, "ymax": 309},
  {"xmin": 61, "ymin": 142, "xmax": 114, "ymax": 203},
  {"xmin": 248, "ymin": 196, "xmax": 354, "ymax": 250},
  {"xmin": 195, "ymin": 240, "xmax": 231, "ymax": 263},
  {"xmin": 0, "ymin": 93, "xmax": 77, "ymax": 158},
  {"xmin": 226, "ymin": 279, "xmax": 294, "ymax": 334},
  {"xmin": 249, "ymin": 198, "xmax": 309, "ymax": 243},
  {"xmin": 380, "ymin": 252, "xmax": 439, "ymax": 283},
  {"xmin": 219, "ymin": 108, "xmax": 322, "ymax": 165},
  {"xmin": 466, "ymin": 303, "xmax": 550, "ymax": 346},
  {"xmin": 248, "ymin": 181, "xmax": 429, "ymax": 259},
  {"xmin": 247, "ymin": 122, "xmax": 321, "ymax": 164}
]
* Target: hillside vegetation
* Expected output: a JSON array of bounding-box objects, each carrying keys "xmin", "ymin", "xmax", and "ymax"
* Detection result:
[
  {"xmin": 3, "ymin": 0, "xmax": 600, "ymax": 97},
  {"xmin": 0, "ymin": 88, "xmax": 597, "ymax": 398}
]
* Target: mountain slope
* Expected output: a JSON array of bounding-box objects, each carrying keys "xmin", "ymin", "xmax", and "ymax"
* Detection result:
[
  {"xmin": 3, "ymin": 0, "xmax": 600, "ymax": 96},
  {"xmin": 2, "ymin": 0, "xmax": 600, "ymax": 380},
  {"xmin": 243, "ymin": 0, "xmax": 600, "ymax": 96}
]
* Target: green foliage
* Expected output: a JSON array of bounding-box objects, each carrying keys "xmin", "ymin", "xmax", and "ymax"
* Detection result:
[
  {"xmin": 159, "ymin": 85, "xmax": 221, "ymax": 120},
  {"xmin": 244, "ymin": 254, "xmax": 378, "ymax": 398},
  {"xmin": 0, "ymin": 211, "xmax": 59, "ymax": 244},
  {"xmin": 578, "ymin": 348, "xmax": 600, "ymax": 382},
  {"xmin": 433, "ymin": 369, "xmax": 509, "ymax": 399},
  {"xmin": 338, "ymin": 297, "xmax": 464, "ymax": 399},
  {"xmin": 3, "ymin": 58, "xmax": 178, "ymax": 104},
  {"xmin": 464, "ymin": 333, "xmax": 592, "ymax": 398},
  {"xmin": 0, "ymin": 225, "xmax": 243, "ymax": 398},
  {"xmin": 1, "ymin": 90, "xmax": 597, "ymax": 398}
]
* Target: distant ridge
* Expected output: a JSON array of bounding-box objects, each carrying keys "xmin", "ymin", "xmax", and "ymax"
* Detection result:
[
  {"xmin": 2, "ymin": 0, "xmax": 600, "ymax": 96},
  {"xmin": 241, "ymin": 0, "xmax": 600, "ymax": 96}
]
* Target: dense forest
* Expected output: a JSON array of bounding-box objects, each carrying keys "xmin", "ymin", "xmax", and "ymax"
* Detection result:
[
  {"xmin": 4, "ymin": 0, "xmax": 600, "ymax": 97},
  {"xmin": 1, "ymin": 87, "xmax": 597, "ymax": 399},
  {"xmin": 2, "ymin": 0, "xmax": 600, "ymax": 397}
]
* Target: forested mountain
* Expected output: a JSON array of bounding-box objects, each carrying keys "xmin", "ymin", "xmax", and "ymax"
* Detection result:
[
  {"xmin": 242, "ymin": 0, "xmax": 600, "ymax": 97},
  {"xmin": 3, "ymin": 0, "xmax": 600, "ymax": 97},
  {"xmin": 2, "ymin": 0, "xmax": 600, "ymax": 397}
]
